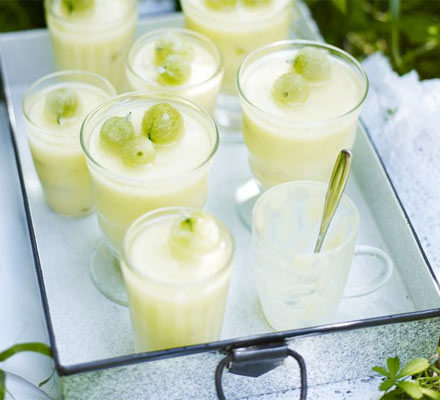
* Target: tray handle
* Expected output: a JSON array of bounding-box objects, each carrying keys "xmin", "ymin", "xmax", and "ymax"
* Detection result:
[{"xmin": 215, "ymin": 342, "xmax": 307, "ymax": 399}]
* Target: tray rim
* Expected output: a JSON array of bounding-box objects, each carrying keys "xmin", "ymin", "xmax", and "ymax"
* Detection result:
[{"xmin": 1, "ymin": 15, "xmax": 439, "ymax": 378}]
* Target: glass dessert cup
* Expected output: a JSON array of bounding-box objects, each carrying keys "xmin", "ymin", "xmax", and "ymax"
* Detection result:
[
  {"xmin": 23, "ymin": 70, "xmax": 116, "ymax": 217},
  {"xmin": 236, "ymin": 40, "xmax": 369, "ymax": 227},
  {"xmin": 253, "ymin": 181, "xmax": 393, "ymax": 331},
  {"xmin": 125, "ymin": 28, "xmax": 223, "ymax": 115},
  {"xmin": 2, "ymin": 371, "xmax": 54, "ymax": 400},
  {"xmin": 121, "ymin": 207, "xmax": 234, "ymax": 352},
  {"xmin": 81, "ymin": 91, "xmax": 219, "ymax": 305},
  {"xmin": 45, "ymin": 0, "xmax": 137, "ymax": 91},
  {"xmin": 181, "ymin": 0, "xmax": 292, "ymax": 139}
]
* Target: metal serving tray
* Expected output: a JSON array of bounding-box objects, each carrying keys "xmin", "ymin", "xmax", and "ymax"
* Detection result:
[{"xmin": 1, "ymin": 7, "xmax": 440, "ymax": 400}]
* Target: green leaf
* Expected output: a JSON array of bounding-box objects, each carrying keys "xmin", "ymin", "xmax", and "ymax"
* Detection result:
[
  {"xmin": 0, "ymin": 343, "xmax": 52, "ymax": 362},
  {"xmin": 422, "ymin": 388, "xmax": 440, "ymax": 400},
  {"xmin": 373, "ymin": 366, "xmax": 390, "ymax": 377},
  {"xmin": 0, "ymin": 369, "xmax": 5, "ymax": 400},
  {"xmin": 39, "ymin": 368, "xmax": 55, "ymax": 388},
  {"xmin": 331, "ymin": 0, "xmax": 346, "ymax": 14},
  {"xmin": 399, "ymin": 14, "xmax": 440, "ymax": 45},
  {"xmin": 398, "ymin": 358, "xmax": 429, "ymax": 378},
  {"xmin": 381, "ymin": 389, "xmax": 405, "ymax": 400},
  {"xmin": 387, "ymin": 357, "xmax": 401, "ymax": 377},
  {"xmin": 397, "ymin": 381, "xmax": 423, "ymax": 399},
  {"xmin": 379, "ymin": 378, "xmax": 396, "ymax": 391}
]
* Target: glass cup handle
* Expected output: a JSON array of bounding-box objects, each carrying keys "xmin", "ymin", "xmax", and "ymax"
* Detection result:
[{"xmin": 343, "ymin": 245, "xmax": 393, "ymax": 298}]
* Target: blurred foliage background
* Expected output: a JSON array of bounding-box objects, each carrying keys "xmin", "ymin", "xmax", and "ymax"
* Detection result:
[
  {"xmin": 308, "ymin": 0, "xmax": 440, "ymax": 79},
  {"xmin": 0, "ymin": 0, "xmax": 45, "ymax": 32},
  {"xmin": 0, "ymin": 0, "xmax": 439, "ymax": 79}
]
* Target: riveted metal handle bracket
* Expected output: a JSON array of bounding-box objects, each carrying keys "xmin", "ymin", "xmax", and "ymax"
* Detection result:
[{"xmin": 215, "ymin": 342, "xmax": 307, "ymax": 400}]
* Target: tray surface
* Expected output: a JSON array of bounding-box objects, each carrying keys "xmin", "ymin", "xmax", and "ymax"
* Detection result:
[{"xmin": 1, "ymin": 12, "xmax": 439, "ymax": 372}]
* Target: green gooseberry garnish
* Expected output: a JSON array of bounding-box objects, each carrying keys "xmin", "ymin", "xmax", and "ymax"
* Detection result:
[
  {"xmin": 62, "ymin": 0, "xmax": 95, "ymax": 13},
  {"xmin": 205, "ymin": 0, "xmax": 237, "ymax": 9},
  {"xmin": 272, "ymin": 72, "xmax": 309, "ymax": 104},
  {"xmin": 44, "ymin": 87, "xmax": 79, "ymax": 124},
  {"xmin": 241, "ymin": 0, "xmax": 271, "ymax": 6},
  {"xmin": 121, "ymin": 136, "xmax": 156, "ymax": 166},
  {"xmin": 157, "ymin": 55, "xmax": 191, "ymax": 86},
  {"xmin": 169, "ymin": 210, "xmax": 221, "ymax": 260},
  {"xmin": 293, "ymin": 47, "xmax": 331, "ymax": 84},
  {"xmin": 99, "ymin": 114, "xmax": 135, "ymax": 150},
  {"xmin": 154, "ymin": 33, "xmax": 193, "ymax": 66},
  {"xmin": 142, "ymin": 103, "xmax": 184, "ymax": 146}
]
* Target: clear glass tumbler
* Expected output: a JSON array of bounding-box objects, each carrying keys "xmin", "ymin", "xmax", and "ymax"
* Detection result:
[
  {"xmin": 181, "ymin": 0, "xmax": 292, "ymax": 137},
  {"xmin": 23, "ymin": 70, "xmax": 116, "ymax": 217},
  {"xmin": 125, "ymin": 28, "xmax": 223, "ymax": 114},
  {"xmin": 253, "ymin": 181, "xmax": 393, "ymax": 331},
  {"xmin": 121, "ymin": 207, "xmax": 234, "ymax": 352},
  {"xmin": 45, "ymin": 0, "xmax": 137, "ymax": 91},
  {"xmin": 237, "ymin": 40, "xmax": 369, "ymax": 226},
  {"xmin": 81, "ymin": 91, "xmax": 219, "ymax": 305},
  {"xmin": 2, "ymin": 371, "xmax": 53, "ymax": 400}
]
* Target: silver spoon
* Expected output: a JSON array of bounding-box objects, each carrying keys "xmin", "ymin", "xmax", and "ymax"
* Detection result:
[{"xmin": 314, "ymin": 149, "xmax": 353, "ymax": 253}]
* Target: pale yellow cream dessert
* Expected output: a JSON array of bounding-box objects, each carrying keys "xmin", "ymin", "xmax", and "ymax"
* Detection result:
[
  {"xmin": 23, "ymin": 71, "xmax": 116, "ymax": 216},
  {"xmin": 126, "ymin": 29, "xmax": 223, "ymax": 114},
  {"xmin": 45, "ymin": 0, "xmax": 137, "ymax": 90},
  {"xmin": 181, "ymin": 0, "xmax": 291, "ymax": 95},
  {"xmin": 121, "ymin": 208, "xmax": 234, "ymax": 352},
  {"xmin": 81, "ymin": 92, "xmax": 218, "ymax": 253},
  {"xmin": 238, "ymin": 41, "xmax": 368, "ymax": 188}
]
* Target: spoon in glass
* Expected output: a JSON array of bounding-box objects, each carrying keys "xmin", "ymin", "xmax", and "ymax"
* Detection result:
[{"xmin": 314, "ymin": 149, "xmax": 353, "ymax": 253}]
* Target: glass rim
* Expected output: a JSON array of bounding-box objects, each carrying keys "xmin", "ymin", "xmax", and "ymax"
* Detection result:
[
  {"xmin": 22, "ymin": 70, "xmax": 117, "ymax": 139},
  {"xmin": 80, "ymin": 90, "xmax": 219, "ymax": 185},
  {"xmin": 237, "ymin": 40, "xmax": 369, "ymax": 127},
  {"xmin": 122, "ymin": 206, "xmax": 235, "ymax": 287},
  {"xmin": 253, "ymin": 180, "xmax": 359, "ymax": 257},
  {"xmin": 125, "ymin": 27, "xmax": 224, "ymax": 91},
  {"xmin": 45, "ymin": 0, "xmax": 137, "ymax": 28},
  {"xmin": 180, "ymin": 0, "xmax": 292, "ymax": 24}
]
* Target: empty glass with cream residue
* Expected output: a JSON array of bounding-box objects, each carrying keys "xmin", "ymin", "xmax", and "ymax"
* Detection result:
[{"xmin": 253, "ymin": 181, "xmax": 393, "ymax": 331}]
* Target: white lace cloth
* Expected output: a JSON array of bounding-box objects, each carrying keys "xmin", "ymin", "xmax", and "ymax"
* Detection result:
[{"xmin": 361, "ymin": 53, "xmax": 440, "ymax": 273}]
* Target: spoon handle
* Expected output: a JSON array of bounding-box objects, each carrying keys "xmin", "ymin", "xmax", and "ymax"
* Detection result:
[{"xmin": 314, "ymin": 149, "xmax": 353, "ymax": 253}]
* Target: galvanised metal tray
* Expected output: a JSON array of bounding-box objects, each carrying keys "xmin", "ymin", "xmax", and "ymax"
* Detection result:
[{"xmin": 1, "ymin": 6, "xmax": 439, "ymax": 400}]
